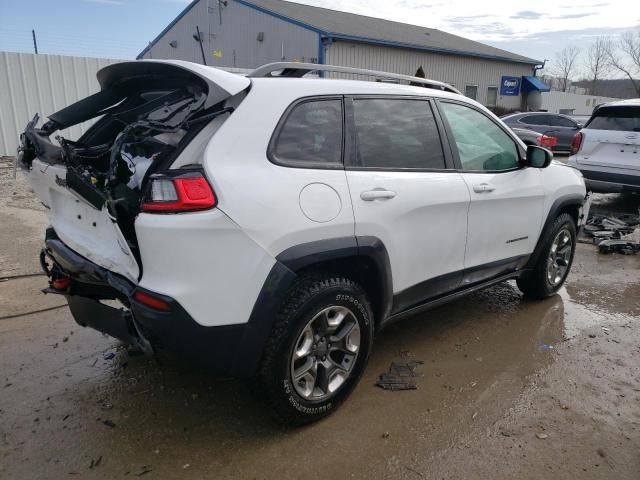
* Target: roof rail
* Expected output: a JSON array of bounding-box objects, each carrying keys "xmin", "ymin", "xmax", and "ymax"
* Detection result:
[{"xmin": 248, "ymin": 62, "xmax": 462, "ymax": 95}]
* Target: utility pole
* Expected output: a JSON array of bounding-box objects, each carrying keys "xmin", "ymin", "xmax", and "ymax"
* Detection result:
[
  {"xmin": 32, "ymin": 29, "xmax": 38, "ymax": 54},
  {"xmin": 195, "ymin": 26, "xmax": 207, "ymax": 65}
]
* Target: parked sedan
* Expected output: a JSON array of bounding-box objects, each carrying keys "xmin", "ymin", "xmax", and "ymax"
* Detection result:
[
  {"xmin": 502, "ymin": 112, "xmax": 582, "ymax": 152},
  {"xmin": 510, "ymin": 127, "xmax": 558, "ymax": 149}
]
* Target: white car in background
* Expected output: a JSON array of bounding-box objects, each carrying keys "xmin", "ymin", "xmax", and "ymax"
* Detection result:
[{"xmin": 568, "ymin": 99, "xmax": 640, "ymax": 193}]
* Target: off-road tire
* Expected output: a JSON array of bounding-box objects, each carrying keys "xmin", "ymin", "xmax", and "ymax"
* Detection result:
[
  {"xmin": 257, "ymin": 275, "xmax": 374, "ymax": 426},
  {"xmin": 517, "ymin": 213, "xmax": 577, "ymax": 299}
]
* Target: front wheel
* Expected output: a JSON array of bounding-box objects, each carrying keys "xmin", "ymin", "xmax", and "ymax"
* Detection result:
[
  {"xmin": 517, "ymin": 213, "xmax": 577, "ymax": 299},
  {"xmin": 257, "ymin": 275, "xmax": 374, "ymax": 426}
]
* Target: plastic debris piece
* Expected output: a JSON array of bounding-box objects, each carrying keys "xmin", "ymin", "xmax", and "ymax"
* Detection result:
[{"xmin": 375, "ymin": 358, "xmax": 424, "ymax": 391}]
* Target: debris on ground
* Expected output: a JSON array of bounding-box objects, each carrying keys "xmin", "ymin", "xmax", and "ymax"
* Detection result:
[
  {"xmin": 132, "ymin": 465, "xmax": 152, "ymax": 477},
  {"xmin": 375, "ymin": 355, "xmax": 424, "ymax": 391},
  {"xmin": 583, "ymin": 212, "xmax": 640, "ymax": 255}
]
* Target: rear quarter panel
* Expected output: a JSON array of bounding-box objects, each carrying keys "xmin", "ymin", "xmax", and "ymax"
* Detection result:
[{"xmin": 202, "ymin": 81, "xmax": 357, "ymax": 257}]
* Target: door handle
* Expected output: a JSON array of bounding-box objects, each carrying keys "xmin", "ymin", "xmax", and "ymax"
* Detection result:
[
  {"xmin": 473, "ymin": 183, "xmax": 495, "ymax": 193},
  {"xmin": 360, "ymin": 189, "xmax": 397, "ymax": 201}
]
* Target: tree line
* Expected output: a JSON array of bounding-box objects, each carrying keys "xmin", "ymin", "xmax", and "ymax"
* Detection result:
[{"xmin": 546, "ymin": 27, "xmax": 640, "ymax": 97}]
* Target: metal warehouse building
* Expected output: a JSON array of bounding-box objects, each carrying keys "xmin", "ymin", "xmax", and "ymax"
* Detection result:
[{"xmin": 138, "ymin": 0, "xmax": 548, "ymax": 110}]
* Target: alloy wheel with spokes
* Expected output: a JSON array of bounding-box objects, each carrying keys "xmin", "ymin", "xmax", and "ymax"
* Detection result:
[
  {"xmin": 517, "ymin": 213, "xmax": 577, "ymax": 299},
  {"xmin": 546, "ymin": 227, "xmax": 574, "ymax": 287},
  {"xmin": 290, "ymin": 306, "xmax": 361, "ymax": 401}
]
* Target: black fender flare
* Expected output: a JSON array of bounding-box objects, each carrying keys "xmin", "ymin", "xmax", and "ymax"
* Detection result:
[
  {"xmin": 239, "ymin": 236, "xmax": 392, "ymax": 376},
  {"xmin": 525, "ymin": 193, "xmax": 585, "ymax": 270},
  {"xmin": 274, "ymin": 235, "xmax": 393, "ymax": 322},
  {"xmin": 248, "ymin": 234, "xmax": 392, "ymax": 324}
]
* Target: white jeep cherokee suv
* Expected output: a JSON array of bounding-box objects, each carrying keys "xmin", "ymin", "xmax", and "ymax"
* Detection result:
[
  {"xmin": 568, "ymin": 99, "xmax": 640, "ymax": 193},
  {"xmin": 19, "ymin": 60, "xmax": 588, "ymax": 425}
]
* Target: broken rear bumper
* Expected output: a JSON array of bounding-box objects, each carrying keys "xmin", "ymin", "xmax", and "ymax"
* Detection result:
[{"xmin": 41, "ymin": 228, "xmax": 273, "ymax": 377}]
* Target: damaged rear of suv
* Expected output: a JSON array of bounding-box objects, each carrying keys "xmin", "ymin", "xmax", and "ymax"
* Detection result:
[{"xmin": 19, "ymin": 60, "xmax": 255, "ymax": 362}]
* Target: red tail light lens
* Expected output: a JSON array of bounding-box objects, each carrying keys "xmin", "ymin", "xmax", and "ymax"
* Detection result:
[
  {"xmin": 133, "ymin": 290, "xmax": 171, "ymax": 311},
  {"xmin": 52, "ymin": 276, "xmax": 71, "ymax": 290},
  {"xmin": 539, "ymin": 134, "xmax": 558, "ymax": 148},
  {"xmin": 570, "ymin": 132, "xmax": 583, "ymax": 155},
  {"xmin": 142, "ymin": 173, "xmax": 216, "ymax": 213}
]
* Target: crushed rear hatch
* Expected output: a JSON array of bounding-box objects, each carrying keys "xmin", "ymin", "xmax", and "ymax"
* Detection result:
[{"xmin": 18, "ymin": 60, "xmax": 249, "ymax": 282}]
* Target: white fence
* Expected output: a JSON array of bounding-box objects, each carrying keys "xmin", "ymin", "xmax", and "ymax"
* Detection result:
[
  {"xmin": 0, "ymin": 52, "xmax": 254, "ymax": 156},
  {"xmin": 0, "ymin": 52, "xmax": 124, "ymax": 156},
  {"xmin": 541, "ymin": 90, "xmax": 622, "ymax": 116}
]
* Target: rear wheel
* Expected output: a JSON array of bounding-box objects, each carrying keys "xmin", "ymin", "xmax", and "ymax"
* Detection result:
[
  {"xmin": 517, "ymin": 213, "xmax": 577, "ymax": 298},
  {"xmin": 257, "ymin": 275, "xmax": 373, "ymax": 425}
]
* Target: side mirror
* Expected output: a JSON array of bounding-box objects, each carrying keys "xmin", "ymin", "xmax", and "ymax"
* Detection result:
[
  {"xmin": 526, "ymin": 145, "xmax": 553, "ymax": 168},
  {"xmin": 575, "ymin": 123, "xmax": 583, "ymax": 129}
]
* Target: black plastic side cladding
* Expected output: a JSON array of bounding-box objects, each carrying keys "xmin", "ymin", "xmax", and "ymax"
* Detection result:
[
  {"xmin": 239, "ymin": 261, "xmax": 297, "ymax": 375},
  {"xmin": 274, "ymin": 236, "xmax": 393, "ymax": 325}
]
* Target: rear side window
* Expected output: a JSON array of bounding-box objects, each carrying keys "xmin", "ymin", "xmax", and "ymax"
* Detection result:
[
  {"xmin": 551, "ymin": 116, "xmax": 577, "ymax": 128},
  {"xmin": 351, "ymin": 99, "xmax": 446, "ymax": 169},
  {"xmin": 271, "ymin": 99, "xmax": 343, "ymax": 168},
  {"xmin": 586, "ymin": 107, "xmax": 640, "ymax": 131},
  {"xmin": 520, "ymin": 115, "xmax": 551, "ymax": 126}
]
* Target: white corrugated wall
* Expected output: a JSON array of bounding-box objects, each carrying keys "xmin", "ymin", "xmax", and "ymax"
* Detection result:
[
  {"xmin": 0, "ymin": 52, "xmax": 123, "ymax": 156},
  {"xmin": 0, "ymin": 52, "xmax": 252, "ymax": 156},
  {"xmin": 540, "ymin": 91, "xmax": 622, "ymax": 115}
]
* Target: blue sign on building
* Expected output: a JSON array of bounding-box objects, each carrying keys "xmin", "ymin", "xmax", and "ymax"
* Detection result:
[{"xmin": 500, "ymin": 76, "xmax": 521, "ymax": 96}]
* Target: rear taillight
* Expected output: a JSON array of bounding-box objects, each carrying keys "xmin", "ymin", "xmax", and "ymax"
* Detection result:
[
  {"xmin": 142, "ymin": 172, "xmax": 216, "ymax": 213},
  {"xmin": 539, "ymin": 134, "xmax": 558, "ymax": 148},
  {"xmin": 133, "ymin": 290, "xmax": 171, "ymax": 311},
  {"xmin": 570, "ymin": 132, "xmax": 583, "ymax": 155},
  {"xmin": 51, "ymin": 276, "xmax": 71, "ymax": 290}
]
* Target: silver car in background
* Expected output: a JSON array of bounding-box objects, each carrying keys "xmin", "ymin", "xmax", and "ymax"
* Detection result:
[
  {"xmin": 510, "ymin": 127, "xmax": 558, "ymax": 149},
  {"xmin": 568, "ymin": 99, "xmax": 640, "ymax": 193},
  {"xmin": 502, "ymin": 112, "xmax": 582, "ymax": 152}
]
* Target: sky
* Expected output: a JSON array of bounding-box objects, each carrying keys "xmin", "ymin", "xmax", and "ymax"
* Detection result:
[{"xmin": 0, "ymin": 0, "xmax": 638, "ymax": 76}]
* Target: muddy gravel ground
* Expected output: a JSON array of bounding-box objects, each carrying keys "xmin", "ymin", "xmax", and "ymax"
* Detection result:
[{"xmin": 1, "ymin": 156, "xmax": 639, "ymax": 479}]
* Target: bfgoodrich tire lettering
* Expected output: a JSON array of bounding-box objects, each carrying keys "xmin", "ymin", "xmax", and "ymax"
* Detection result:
[
  {"xmin": 257, "ymin": 275, "xmax": 373, "ymax": 426},
  {"xmin": 517, "ymin": 213, "xmax": 577, "ymax": 299}
]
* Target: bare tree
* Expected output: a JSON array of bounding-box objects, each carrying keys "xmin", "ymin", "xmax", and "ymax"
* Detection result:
[
  {"xmin": 605, "ymin": 29, "xmax": 640, "ymax": 96},
  {"xmin": 553, "ymin": 46, "xmax": 581, "ymax": 92},
  {"xmin": 585, "ymin": 37, "xmax": 611, "ymax": 95}
]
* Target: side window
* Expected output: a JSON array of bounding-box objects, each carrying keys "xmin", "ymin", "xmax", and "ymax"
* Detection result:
[
  {"xmin": 271, "ymin": 99, "xmax": 343, "ymax": 168},
  {"xmin": 440, "ymin": 102, "xmax": 520, "ymax": 172},
  {"xmin": 464, "ymin": 85, "xmax": 478, "ymax": 100},
  {"xmin": 351, "ymin": 98, "xmax": 446, "ymax": 169},
  {"xmin": 552, "ymin": 116, "xmax": 577, "ymax": 128},
  {"xmin": 521, "ymin": 115, "xmax": 548, "ymax": 126}
]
